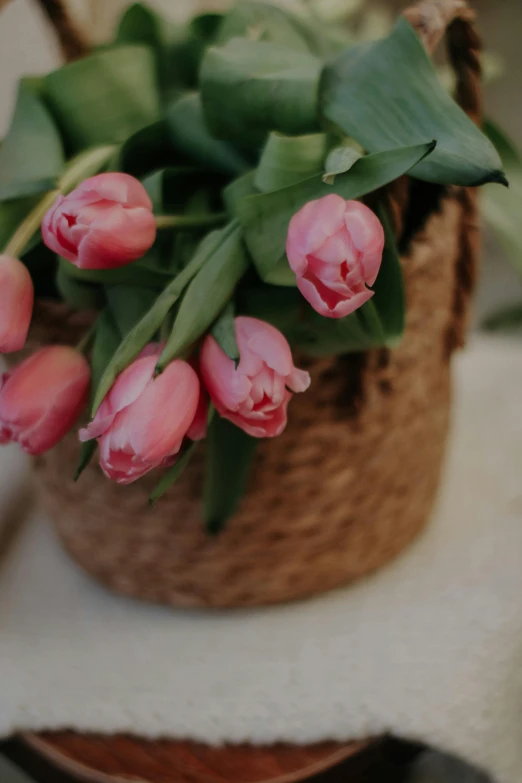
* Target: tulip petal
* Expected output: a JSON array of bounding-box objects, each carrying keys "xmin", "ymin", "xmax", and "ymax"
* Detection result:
[{"xmin": 286, "ymin": 194, "xmax": 346, "ymax": 274}]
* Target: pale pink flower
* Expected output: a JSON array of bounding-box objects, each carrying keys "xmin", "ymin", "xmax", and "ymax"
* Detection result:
[
  {"xmin": 0, "ymin": 254, "xmax": 34, "ymax": 353},
  {"xmin": 80, "ymin": 347, "xmax": 201, "ymax": 484},
  {"xmin": 0, "ymin": 346, "xmax": 90, "ymax": 455},
  {"xmin": 42, "ymin": 173, "xmax": 156, "ymax": 270},
  {"xmin": 200, "ymin": 316, "xmax": 310, "ymax": 438},
  {"xmin": 286, "ymin": 194, "xmax": 385, "ymax": 319}
]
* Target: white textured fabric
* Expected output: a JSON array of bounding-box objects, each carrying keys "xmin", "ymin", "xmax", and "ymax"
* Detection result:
[{"xmin": 0, "ymin": 336, "xmax": 521, "ymax": 783}]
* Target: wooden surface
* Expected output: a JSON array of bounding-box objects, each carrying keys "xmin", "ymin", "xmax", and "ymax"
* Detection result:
[{"xmin": 22, "ymin": 734, "xmax": 379, "ymax": 783}]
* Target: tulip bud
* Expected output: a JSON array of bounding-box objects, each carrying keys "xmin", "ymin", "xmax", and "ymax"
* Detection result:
[
  {"xmin": 80, "ymin": 346, "xmax": 201, "ymax": 484},
  {"xmin": 286, "ymin": 194, "xmax": 385, "ymax": 319},
  {"xmin": 42, "ymin": 173, "xmax": 156, "ymax": 270},
  {"xmin": 0, "ymin": 346, "xmax": 90, "ymax": 455},
  {"xmin": 0, "ymin": 255, "xmax": 34, "ymax": 353},
  {"xmin": 200, "ymin": 316, "xmax": 310, "ymax": 438}
]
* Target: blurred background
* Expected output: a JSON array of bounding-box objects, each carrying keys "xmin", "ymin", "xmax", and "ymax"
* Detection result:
[{"xmin": 0, "ymin": 0, "xmax": 520, "ymax": 781}]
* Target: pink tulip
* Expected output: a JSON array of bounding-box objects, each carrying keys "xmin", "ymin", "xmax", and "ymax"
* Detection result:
[
  {"xmin": 0, "ymin": 346, "xmax": 90, "ymax": 455},
  {"xmin": 42, "ymin": 173, "xmax": 156, "ymax": 270},
  {"xmin": 80, "ymin": 347, "xmax": 201, "ymax": 484},
  {"xmin": 286, "ymin": 194, "xmax": 385, "ymax": 319},
  {"xmin": 0, "ymin": 255, "xmax": 34, "ymax": 353},
  {"xmin": 200, "ymin": 316, "xmax": 310, "ymax": 438}
]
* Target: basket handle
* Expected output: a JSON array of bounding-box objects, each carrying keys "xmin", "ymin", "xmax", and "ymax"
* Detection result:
[{"xmin": 403, "ymin": 0, "xmax": 482, "ymax": 125}]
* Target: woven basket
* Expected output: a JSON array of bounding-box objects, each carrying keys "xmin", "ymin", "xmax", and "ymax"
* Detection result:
[{"xmin": 26, "ymin": 0, "xmax": 481, "ymax": 608}]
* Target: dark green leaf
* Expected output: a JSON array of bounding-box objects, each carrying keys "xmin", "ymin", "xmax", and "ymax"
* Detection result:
[
  {"xmin": 105, "ymin": 285, "xmax": 158, "ymax": 337},
  {"xmin": 204, "ymin": 415, "xmax": 257, "ymax": 533},
  {"xmin": 211, "ymin": 302, "xmax": 239, "ymax": 365},
  {"xmin": 91, "ymin": 229, "xmax": 226, "ymax": 414},
  {"xmin": 56, "ymin": 263, "xmax": 105, "ymax": 311},
  {"xmin": 320, "ymin": 18, "xmax": 505, "ymax": 186},
  {"xmin": 75, "ymin": 309, "xmax": 121, "ymax": 479},
  {"xmin": 371, "ymin": 203, "xmax": 405, "ymax": 343},
  {"xmin": 200, "ymin": 39, "xmax": 322, "ymax": 149},
  {"xmin": 166, "ymin": 93, "xmax": 249, "ymax": 176},
  {"xmin": 482, "ymin": 120, "xmax": 522, "ymax": 276},
  {"xmin": 75, "ymin": 441, "xmax": 98, "ymax": 481},
  {"xmin": 116, "ymin": 120, "xmax": 178, "ymax": 178},
  {"xmin": 156, "ymin": 222, "xmax": 248, "ymax": 370},
  {"xmin": 44, "ymin": 46, "xmax": 161, "ymax": 152},
  {"xmin": 255, "ymin": 132, "xmax": 327, "ymax": 192},
  {"xmin": 237, "ymin": 142, "xmax": 434, "ymax": 284},
  {"xmin": 0, "ymin": 79, "xmax": 64, "ymax": 200},
  {"xmin": 223, "ymin": 171, "xmax": 257, "ymax": 216},
  {"xmin": 57, "ymin": 256, "xmax": 171, "ymax": 288},
  {"xmin": 149, "ymin": 442, "xmax": 197, "ymax": 505}
]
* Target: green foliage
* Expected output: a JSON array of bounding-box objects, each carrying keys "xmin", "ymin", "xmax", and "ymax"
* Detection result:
[
  {"xmin": 203, "ymin": 415, "xmax": 258, "ymax": 534},
  {"xmin": 149, "ymin": 442, "xmax": 198, "ymax": 504},
  {"xmin": 156, "ymin": 222, "xmax": 247, "ymax": 370},
  {"xmin": 44, "ymin": 46, "xmax": 161, "ymax": 152},
  {"xmin": 0, "ymin": 79, "xmax": 64, "ymax": 200},
  {"xmin": 200, "ymin": 39, "xmax": 322, "ymax": 148},
  {"xmin": 321, "ymin": 17, "xmax": 506, "ymax": 186},
  {"xmin": 254, "ymin": 132, "xmax": 328, "ymax": 193},
  {"xmin": 210, "ymin": 302, "xmax": 240, "ymax": 365},
  {"xmin": 0, "ymin": 0, "xmax": 512, "ymax": 527},
  {"xmin": 166, "ymin": 93, "xmax": 248, "ymax": 175}
]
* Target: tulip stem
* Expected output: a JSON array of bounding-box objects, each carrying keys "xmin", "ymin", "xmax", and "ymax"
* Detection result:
[
  {"xmin": 3, "ymin": 189, "xmax": 59, "ymax": 258},
  {"xmin": 155, "ymin": 213, "xmax": 228, "ymax": 230}
]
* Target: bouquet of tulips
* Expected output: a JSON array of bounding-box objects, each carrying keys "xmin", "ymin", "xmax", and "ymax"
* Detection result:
[{"xmin": 0, "ymin": 0, "xmax": 507, "ymax": 528}]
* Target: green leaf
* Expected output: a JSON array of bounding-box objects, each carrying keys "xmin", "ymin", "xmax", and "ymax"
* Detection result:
[
  {"xmin": 211, "ymin": 302, "xmax": 239, "ymax": 365},
  {"xmin": 371, "ymin": 203, "xmax": 405, "ymax": 342},
  {"xmin": 75, "ymin": 441, "xmax": 98, "ymax": 481},
  {"xmin": 166, "ymin": 93, "xmax": 249, "ymax": 176},
  {"xmin": 91, "ymin": 230, "xmax": 226, "ymax": 415},
  {"xmin": 320, "ymin": 17, "xmax": 505, "ymax": 186},
  {"xmin": 105, "ymin": 285, "xmax": 158, "ymax": 337},
  {"xmin": 0, "ymin": 194, "xmax": 40, "ymax": 251},
  {"xmin": 200, "ymin": 39, "xmax": 322, "ymax": 149},
  {"xmin": 149, "ymin": 442, "xmax": 197, "ymax": 505},
  {"xmin": 56, "ymin": 264, "xmax": 105, "ymax": 311},
  {"xmin": 254, "ymin": 132, "xmax": 328, "ymax": 193},
  {"xmin": 116, "ymin": 120, "xmax": 178, "ymax": 179},
  {"xmin": 322, "ymin": 143, "xmax": 363, "ymax": 184},
  {"xmin": 117, "ymin": 4, "xmax": 221, "ymax": 94},
  {"xmin": 203, "ymin": 415, "xmax": 258, "ymax": 533},
  {"xmin": 58, "ymin": 256, "xmax": 171, "ymax": 288},
  {"xmin": 482, "ymin": 121, "xmax": 522, "ymax": 276},
  {"xmin": 237, "ymin": 142, "xmax": 435, "ymax": 284},
  {"xmin": 216, "ymin": 0, "xmax": 311, "ymax": 51},
  {"xmin": 0, "ymin": 79, "xmax": 64, "ymax": 199},
  {"xmin": 223, "ymin": 171, "xmax": 257, "ymax": 216},
  {"xmin": 44, "ymin": 46, "xmax": 161, "ymax": 152},
  {"xmin": 75, "ymin": 309, "xmax": 122, "ymax": 479},
  {"xmin": 156, "ymin": 222, "xmax": 248, "ymax": 371}
]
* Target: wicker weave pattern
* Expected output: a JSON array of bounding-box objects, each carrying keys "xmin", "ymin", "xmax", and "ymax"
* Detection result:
[
  {"xmin": 18, "ymin": 0, "xmax": 482, "ymax": 608},
  {"xmin": 30, "ymin": 195, "xmax": 477, "ymax": 607}
]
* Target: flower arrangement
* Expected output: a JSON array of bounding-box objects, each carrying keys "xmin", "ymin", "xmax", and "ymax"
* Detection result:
[{"xmin": 0, "ymin": 0, "xmax": 508, "ymax": 532}]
